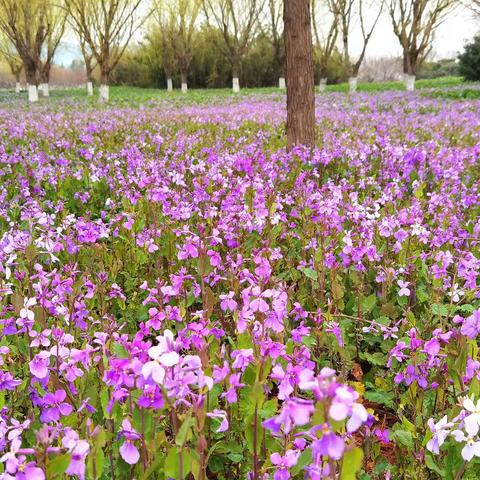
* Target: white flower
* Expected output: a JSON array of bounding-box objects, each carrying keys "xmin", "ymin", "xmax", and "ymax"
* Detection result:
[
  {"xmin": 451, "ymin": 429, "xmax": 480, "ymax": 461},
  {"xmin": 426, "ymin": 416, "xmax": 453, "ymax": 454},
  {"xmin": 20, "ymin": 297, "xmax": 36, "ymax": 321},
  {"xmin": 463, "ymin": 398, "xmax": 480, "ymax": 436}
]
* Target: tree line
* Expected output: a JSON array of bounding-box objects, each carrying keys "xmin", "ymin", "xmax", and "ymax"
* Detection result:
[{"xmin": 0, "ymin": 0, "xmax": 468, "ymax": 103}]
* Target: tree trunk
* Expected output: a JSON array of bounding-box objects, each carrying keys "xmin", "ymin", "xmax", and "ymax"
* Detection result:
[
  {"xmin": 15, "ymin": 72, "xmax": 21, "ymax": 93},
  {"xmin": 100, "ymin": 70, "xmax": 109, "ymax": 102},
  {"xmin": 319, "ymin": 77, "xmax": 327, "ymax": 92},
  {"xmin": 25, "ymin": 67, "xmax": 38, "ymax": 103},
  {"xmin": 167, "ymin": 77, "xmax": 173, "ymax": 92},
  {"xmin": 348, "ymin": 77, "xmax": 358, "ymax": 93},
  {"xmin": 279, "ymin": 77, "xmax": 286, "ymax": 89},
  {"xmin": 284, "ymin": 0, "xmax": 316, "ymax": 149},
  {"xmin": 232, "ymin": 62, "xmax": 240, "ymax": 93},
  {"xmin": 181, "ymin": 71, "xmax": 188, "ymax": 94}
]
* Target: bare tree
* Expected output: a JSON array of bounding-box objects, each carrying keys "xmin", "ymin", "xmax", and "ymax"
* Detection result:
[
  {"xmin": 146, "ymin": 19, "xmax": 176, "ymax": 91},
  {"xmin": 284, "ymin": 0, "xmax": 315, "ymax": 149},
  {"xmin": 65, "ymin": 0, "xmax": 146, "ymax": 102},
  {"xmin": 329, "ymin": 0, "xmax": 384, "ymax": 92},
  {"xmin": 202, "ymin": 0, "xmax": 265, "ymax": 92},
  {"xmin": 389, "ymin": 0, "xmax": 457, "ymax": 90},
  {"xmin": 153, "ymin": 0, "xmax": 201, "ymax": 93},
  {"xmin": 0, "ymin": 0, "xmax": 49, "ymax": 102},
  {"xmin": 311, "ymin": 0, "xmax": 338, "ymax": 91},
  {"xmin": 38, "ymin": 2, "xmax": 67, "ymax": 97},
  {"xmin": 465, "ymin": 0, "xmax": 480, "ymax": 14},
  {"xmin": 265, "ymin": 0, "xmax": 285, "ymax": 88},
  {"xmin": 0, "ymin": 32, "xmax": 23, "ymax": 92},
  {"xmin": 67, "ymin": 15, "xmax": 97, "ymax": 95}
]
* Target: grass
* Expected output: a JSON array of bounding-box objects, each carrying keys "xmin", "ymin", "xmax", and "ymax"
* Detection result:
[{"xmin": 0, "ymin": 76, "xmax": 477, "ymax": 106}]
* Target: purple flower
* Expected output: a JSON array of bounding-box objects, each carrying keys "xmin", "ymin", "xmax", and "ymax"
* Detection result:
[
  {"xmin": 263, "ymin": 398, "xmax": 314, "ymax": 434},
  {"xmin": 29, "ymin": 351, "xmax": 51, "ymax": 379},
  {"xmin": 312, "ymin": 429, "xmax": 345, "ymax": 460},
  {"xmin": 118, "ymin": 419, "xmax": 141, "ymax": 465},
  {"xmin": 40, "ymin": 390, "xmax": 73, "ymax": 423},
  {"xmin": 461, "ymin": 310, "xmax": 480, "ymax": 339},
  {"xmin": 206, "ymin": 410, "xmax": 229, "ymax": 432},
  {"xmin": 270, "ymin": 449, "xmax": 300, "ymax": 480}
]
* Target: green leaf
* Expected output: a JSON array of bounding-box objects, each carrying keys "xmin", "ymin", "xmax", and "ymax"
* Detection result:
[
  {"xmin": 164, "ymin": 446, "xmax": 193, "ymax": 479},
  {"xmin": 301, "ymin": 267, "xmax": 318, "ymax": 281},
  {"xmin": 340, "ymin": 447, "xmax": 364, "ymax": 480},
  {"xmin": 47, "ymin": 453, "xmax": 72, "ymax": 479},
  {"xmin": 362, "ymin": 294, "xmax": 377, "ymax": 313},
  {"xmin": 425, "ymin": 453, "xmax": 445, "ymax": 477},
  {"xmin": 392, "ymin": 430, "xmax": 414, "ymax": 450},
  {"xmin": 112, "ymin": 342, "xmax": 129, "ymax": 359},
  {"xmin": 175, "ymin": 415, "xmax": 195, "ymax": 447},
  {"xmin": 364, "ymin": 390, "xmax": 394, "ymax": 409}
]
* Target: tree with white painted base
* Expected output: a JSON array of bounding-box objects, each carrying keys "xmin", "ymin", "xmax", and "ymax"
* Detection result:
[
  {"xmin": 38, "ymin": 3, "xmax": 66, "ymax": 98},
  {"xmin": 203, "ymin": 0, "xmax": 265, "ymax": 93},
  {"xmin": 0, "ymin": 0, "xmax": 49, "ymax": 103},
  {"xmin": 388, "ymin": 0, "xmax": 457, "ymax": 91},
  {"xmin": 311, "ymin": 0, "xmax": 338, "ymax": 93},
  {"xmin": 329, "ymin": 0, "xmax": 384, "ymax": 93},
  {"xmin": 0, "ymin": 32, "xmax": 23, "ymax": 94},
  {"xmin": 266, "ymin": 0, "xmax": 285, "ymax": 89},
  {"xmin": 66, "ymin": 0, "xmax": 146, "ymax": 103}
]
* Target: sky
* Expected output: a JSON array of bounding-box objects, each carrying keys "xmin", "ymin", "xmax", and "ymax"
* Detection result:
[
  {"xmin": 54, "ymin": 4, "xmax": 480, "ymax": 67},
  {"xmin": 348, "ymin": 4, "xmax": 478, "ymax": 59}
]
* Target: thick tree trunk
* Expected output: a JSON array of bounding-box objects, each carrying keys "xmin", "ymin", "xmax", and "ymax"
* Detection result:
[
  {"xmin": 100, "ymin": 70, "xmax": 109, "ymax": 102},
  {"xmin": 348, "ymin": 77, "xmax": 358, "ymax": 93},
  {"xmin": 15, "ymin": 72, "xmax": 21, "ymax": 93},
  {"xmin": 232, "ymin": 62, "xmax": 240, "ymax": 93},
  {"xmin": 167, "ymin": 77, "xmax": 173, "ymax": 92},
  {"xmin": 284, "ymin": 0, "xmax": 316, "ymax": 149},
  {"xmin": 25, "ymin": 68, "xmax": 38, "ymax": 103},
  {"xmin": 181, "ymin": 71, "xmax": 188, "ymax": 94}
]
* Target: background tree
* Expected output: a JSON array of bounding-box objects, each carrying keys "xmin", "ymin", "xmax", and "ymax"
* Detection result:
[
  {"xmin": 311, "ymin": 0, "xmax": 338, "ymax": 90},
  {"xmin": 264, "ymin": 0, "xmax": 285, "ymax": 88},
  {"xmin": 202, "ymin": 0, "xmax": 265, "ymax": 92},
  {"xmin": 284, "ymin": 0, "xmax": 315, "ymax": 149},
  {"xmin": 0, "ymin": 32, "xmax": 23, "ymax": 93},
  {"xmin": 0, "ymin": 0, "xmax": 48, "ymax": 102},
  {"xmin": 458, "ymin": 33, "xmax": 480, "ymax": 80},
  {"xmin": 153, "ymin": 0, "xmax": 201, "ymax": 93},
  {"xmin": 38, "ymin": 1, "xmax": 67, "ymax": 97},
  {"xmin": 329, "ymin": 0, "xmax": 384, "ymax": 92},
  {"xmin": 66, "ymin": 0, "xmax": 146, "ymax": 102},
  {"xmin": 147, "ymin": 23, "xmax": 177, "ymax": 91},
  {"xmin": 388, "ymin": 0, "xmax": 457, "ymax": 90}
]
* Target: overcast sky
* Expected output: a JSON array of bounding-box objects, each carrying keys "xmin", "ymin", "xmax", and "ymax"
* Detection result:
[
  {"xmin": 56, "ymin": 4, "xmax": 479, "ymax": 66},
  {"xmin": 348, "ymin": 5, "xmax": 478, "ymax": 59}
]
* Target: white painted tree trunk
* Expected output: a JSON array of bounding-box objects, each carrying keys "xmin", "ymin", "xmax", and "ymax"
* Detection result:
[
  {"xmin": 181, "ymin": 82, "xmax": 188, "ymax": 93},
  {"xmin": 28, "ymin": 85, "xmax": 38, "ymax": 103},
  {"xmin": 87, "ymin": 81, "xmax": 93, "ymax": 96},
  {"xmin": 319, "ymin": 77, "xmax": 327, "ymax": 92},
  {"xmin": 167, "ymin": 78, "xmax": 173, "ymax": 92},
  {"xmin": 40, "ymin": 83, "xmax": 49, "ymax": 97},
  {"xmin": 15, "ymin": 82, "xmax": 21, "ymax": 93},
  {"xmin": 232, "ymin": 77, "xmax": 240, "ymax": 93},
  {"xmin": 348, "ymin": 77, "xmax": 358, "ymax": 93},
  {"xmin": 405, "ymin": 74, "xmax": 415, "ymax": 91},
  {"xmin": 99, "ymin": 84, "xmax": 109, "ymax": 102},
  {"xmin": 279, "ymin": 77, "xmax": 286, "ymax": 89}
]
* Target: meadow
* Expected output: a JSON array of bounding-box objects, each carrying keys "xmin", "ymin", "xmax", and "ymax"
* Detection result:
[{"xmin": 1, "ymin": 82, "xmax": 480, "ymax": 479}]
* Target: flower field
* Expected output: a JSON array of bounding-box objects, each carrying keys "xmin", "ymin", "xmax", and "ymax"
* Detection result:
[{"xmin": 1, "ymin": 90, "xmax": 480, "ymax": 479}]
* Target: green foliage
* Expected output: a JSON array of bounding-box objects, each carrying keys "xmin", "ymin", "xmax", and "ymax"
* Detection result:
[{"xmin": 459, "ymin": 34, "xmax": 480, "ymax": 81}]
